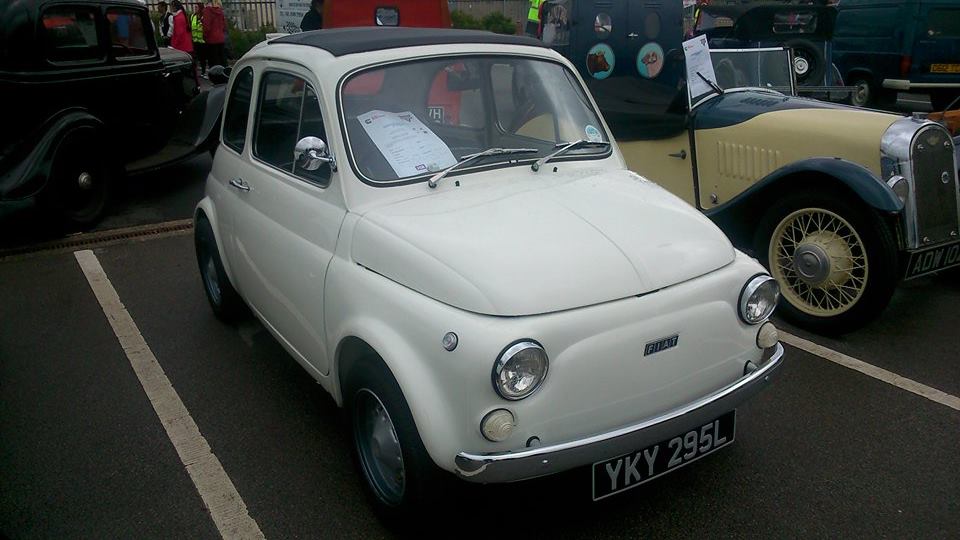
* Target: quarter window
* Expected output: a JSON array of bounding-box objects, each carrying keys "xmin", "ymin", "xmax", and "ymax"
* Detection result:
[
  {"xmin": 42, "ymin": 6, "xmax": 102, "ymax": 62},
  {"xmin": 223, "ymin": 67, "xmax": 254, "ymax": 152},
  {"xmin": 106, "ymin": 9, "xmax": 152, "ymax": 57}
]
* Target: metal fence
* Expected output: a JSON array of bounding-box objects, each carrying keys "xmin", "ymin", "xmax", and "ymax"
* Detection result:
[
  {"xmin": 145, "ymin": 0, "xmax": 277, "ymax": 31},
  {"xmin": 449, "ymin": 0, "xmax": 529, "ymax": 26}
]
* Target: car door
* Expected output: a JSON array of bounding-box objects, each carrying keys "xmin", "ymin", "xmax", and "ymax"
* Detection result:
[{"xmin": 229, "ymin": 64, "xmax": 346, "ymax": 376}]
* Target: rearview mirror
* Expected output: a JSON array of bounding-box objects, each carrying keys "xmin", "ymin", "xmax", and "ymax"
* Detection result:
[{"xmin": 294, "ymin": 136, "xmax": 337, "ymax": 172}]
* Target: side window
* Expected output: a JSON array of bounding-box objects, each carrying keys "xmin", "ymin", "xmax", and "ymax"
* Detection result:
[
  {"xmin": 223, "ymin": 67, "xmax": 254, "ymax": 153},
  {"xmin": 254, "ymin": 72, "xmax": 306, "ymax": 172},
  {"xmin": 294, "ymin": 85, "xmax": 331, "ymax": 185},
  {"xmin": 42, "ymin": 6, "xmax": 103, "ymax": 63},
  {"xmin": 106, "ymin": 9, "xmax": 152, "ymax": 58},
  {"xmin": 426, "ymin": 63, "xmax": 485, "ymax": 129}
]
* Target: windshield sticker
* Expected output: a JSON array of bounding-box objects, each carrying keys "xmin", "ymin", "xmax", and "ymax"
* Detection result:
[
  {"xmin": 357, "ymin": 110, "xmax": 457, "ymax": 178},
  {"xmin": 586, "ymin": 43, "xmax": 615, "ymax": 80},
  {"xmin": 585, "ymin": 125, "xmax": 602, "ymax": 142},
  {"xmin": 637, "ymin": 42, "xmax": 665, "ymax": 79}
]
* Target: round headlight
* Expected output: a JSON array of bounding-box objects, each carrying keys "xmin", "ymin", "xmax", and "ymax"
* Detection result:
[
  {"xmin": 739, "ymin": 275, "xmax": 780, "ymax": 324},
  {"xmin": 492, "ymin": 341, "xmax": 548, "ymax": 401}
]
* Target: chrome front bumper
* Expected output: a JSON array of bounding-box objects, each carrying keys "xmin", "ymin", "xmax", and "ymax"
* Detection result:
[{"xmin": 454, "ymin": 343, "xmax": 785, "ymax": 483}]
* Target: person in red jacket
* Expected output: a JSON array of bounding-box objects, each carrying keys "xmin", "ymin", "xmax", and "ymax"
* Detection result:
[
  {"xmin": 169, "ymin": 0, "xmax": 193, "ymax": 54},
  {"xmin": 202, "ymin": 0, "xmax": 227, "ymax": 68}
]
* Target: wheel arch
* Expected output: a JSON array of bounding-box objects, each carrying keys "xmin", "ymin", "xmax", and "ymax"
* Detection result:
[
  {"xmin": 706, "ymin": 157, "xmax": 904, "ymax": 252},
  {"xmin": 0, "ymin": 108, "xmax": 106, "ymax": 200},
  {"xmin": 194, "ymin": 202, "xmax": 237, "ymax": 287}
]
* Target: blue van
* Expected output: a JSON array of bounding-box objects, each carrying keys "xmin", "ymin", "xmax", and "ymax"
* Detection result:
[{"xmin": 833, "ymin": 0, "xmax": 960, "ymax": 109}]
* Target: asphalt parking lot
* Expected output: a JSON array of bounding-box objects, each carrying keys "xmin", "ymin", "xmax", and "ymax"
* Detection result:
[{"xmin": 1, "ymin": 156, "xmax": 958, "ymax": 539}]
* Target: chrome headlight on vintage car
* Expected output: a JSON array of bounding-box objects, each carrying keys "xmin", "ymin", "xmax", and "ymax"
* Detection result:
[
  {"xmin": 739, "ymin": 275, "xmax": 779, "ymax": 324},
  {"xmin": 492, "ymin": 341, "xmax": 548, "ymax": 400}
]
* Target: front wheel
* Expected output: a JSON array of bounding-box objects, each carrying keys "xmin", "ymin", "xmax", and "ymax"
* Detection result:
[
  {"xmin": 345, "ymin": 356, "xmax": 447, "ymax": 523},
  {"xmin": 756, "ymin": 193, "xmax": 899, "ymax": 334},
  {"xmin": 194, "ymin": 215, "xmax": 245, "ymax": 322},
  {"xmin": 40, "ymin": 132, "xmax": 113, "ymax": 230}
]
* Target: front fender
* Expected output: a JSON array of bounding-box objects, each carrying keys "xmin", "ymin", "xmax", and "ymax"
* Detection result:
[
  {"xmin": 176, "ymin": 86, "xmax": 225, "ymax": 149},
  {"xmin": 706, "ymin": 157, "xmax": 904, "ymax": 245},
  {"xmin": 194, "ymin": 198, "xmax": 237, "ymax": 287},
  {"xmin": 0, "ymin": 109, "xmax": 104, "ymax": 200}
]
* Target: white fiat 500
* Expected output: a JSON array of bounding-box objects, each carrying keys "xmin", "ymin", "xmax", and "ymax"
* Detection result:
[{"xmin": 194, "ymin": 27, "xmax": 784, "ymax": 515}]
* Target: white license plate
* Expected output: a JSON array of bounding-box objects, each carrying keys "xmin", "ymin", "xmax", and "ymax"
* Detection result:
[{"xmin": 591, "ymin": 410, "xmax": 736, "ymax": 501}]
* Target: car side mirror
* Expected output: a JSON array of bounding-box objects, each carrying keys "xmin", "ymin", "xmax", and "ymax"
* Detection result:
[
  {"xmin": 294, "ymin": 136, "xmax": 337, "ymax": 172},
  {"xmin": 208, "ymin": 65, "xmax": 232, "ymax": 85}
]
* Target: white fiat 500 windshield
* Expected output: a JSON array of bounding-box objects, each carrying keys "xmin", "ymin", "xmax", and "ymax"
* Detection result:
[{"xmin": 340, "ymin": 56, "xmax": 611, "ymax": 184}]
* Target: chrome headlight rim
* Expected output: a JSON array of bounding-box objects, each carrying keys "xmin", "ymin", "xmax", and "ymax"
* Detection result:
[
  {"xmin": 491, "ymin": 339, "xmax": 549, "ymax": 401},
  {"xmin": 739, "ymin": 274, "xmax": 779, "ymax": 325}
]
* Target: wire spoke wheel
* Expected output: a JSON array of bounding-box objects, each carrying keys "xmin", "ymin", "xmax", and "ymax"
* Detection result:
[{"xmin": 769, "ymin": 208, "xmax": 869, "ymax": 317}]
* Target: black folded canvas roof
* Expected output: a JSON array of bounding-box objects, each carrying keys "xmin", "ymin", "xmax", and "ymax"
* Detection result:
[{"xmin": 270, "ymin": 27, "xmax": 546, "ymax": 57}]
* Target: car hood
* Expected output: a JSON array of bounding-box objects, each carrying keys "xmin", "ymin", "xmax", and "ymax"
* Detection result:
[
  {"xmin": 351, "ymin": 170, "xmax": 735, "ymax": 316},
  {"xmin": 159, "ymin": 46, "xmax": 192, "ymax": 68}
]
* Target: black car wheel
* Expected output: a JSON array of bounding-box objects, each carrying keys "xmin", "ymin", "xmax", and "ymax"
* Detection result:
[
  {"xmin": 345, "ymin": 355, "xmax": 446, "ymax": 523},
  {"xmin": 755, "ymin": 190, "xmax": 899, "ymax": 335},
  {"xmin": 786, "ymin": 39, "xmax": 825, "ymax": 86},
  {"xmin": 194, "ymin": 214, "xmax": 245, "ymax": 322},
  {"xmin": 42, "ymin": 132, "xmax": 112, "ymax": 229},
  {"xmin": 850, "ymin": 78, "xmax": 874, "ymax": 108}
]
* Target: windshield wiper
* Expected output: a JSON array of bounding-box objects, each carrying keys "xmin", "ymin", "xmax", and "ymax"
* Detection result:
[
  {"xmin": 428, "ymin": 147, "xmax": 538, "ymax": 188},
  {"xmin": 531, "ymin": 139, "xmax": 611, "ymax": 172},
  {"xmin": 697, "ymin": 71, "xmax": 724, "ymax": 97}
]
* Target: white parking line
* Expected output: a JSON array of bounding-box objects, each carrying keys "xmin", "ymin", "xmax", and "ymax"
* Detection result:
[
  {"xmin": 74, "ymin": 250, "xmax": 265, "ymax": 540},
  {"xmin": 780, "ymin": 331, "xmax": 960, "ymax": 412}
]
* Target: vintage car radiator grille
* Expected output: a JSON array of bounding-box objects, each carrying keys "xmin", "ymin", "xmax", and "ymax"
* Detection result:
[
  {"xmin": 717, "ymin": 142, "xmax": 781, "ymax": 182},
  {"xmin": 911, "ymin": 125, "xmax": 960, "ymax": 246}
]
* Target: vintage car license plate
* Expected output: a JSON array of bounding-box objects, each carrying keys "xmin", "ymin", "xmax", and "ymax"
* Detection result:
[
  {"xmin": 592, "ymin": 410, "xmax": 735, "ymax": 501},
  {"xmin": 905, "ymin": 240, "xmax": 960, "ymax": 279},
  {"xmin": 931, "ymin": 64, "xmax": 960, "ymax": 74}
]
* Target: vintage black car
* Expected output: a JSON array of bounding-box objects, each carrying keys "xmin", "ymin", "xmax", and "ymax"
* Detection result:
[{"xmin": 0, "ymin": 0, "xmax": 225, "ymax": 227}]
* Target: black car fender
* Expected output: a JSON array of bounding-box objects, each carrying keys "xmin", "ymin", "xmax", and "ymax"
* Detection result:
[
  {"xmin": 705, "ymin": 156, "xmax": 904, "ymax": 247},
  {"xmin": 182, "ymin": 85, "xmax": 226, "ymax": 150},
  {"xmin": 0, "ymin": 108, "xmax": 105, "ymax": 200}
]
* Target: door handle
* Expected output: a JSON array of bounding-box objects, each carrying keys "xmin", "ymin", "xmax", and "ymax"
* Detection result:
[
  {"xmin": 628, "ymin": 32, "xmax": 639, "ymax": 39},
  {"xmin": 229, "ymin": 177, "xmax": 251, "ymax": 192},
  {"xmin": 669, "ymin": 150, "xmax": 688, "ymax": 160}
]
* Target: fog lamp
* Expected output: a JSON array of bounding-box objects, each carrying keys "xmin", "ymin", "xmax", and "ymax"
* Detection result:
[
  {"xmin": 886, "ymin": 175, "xmax": 909, "ymax": 204},
  {"xmin": 756, "ymin": 321, "xmax": 779, "ymax": 349},
  {"xmin": 481, "ymin": 409, "xmax": 515, "ymax": 442}
]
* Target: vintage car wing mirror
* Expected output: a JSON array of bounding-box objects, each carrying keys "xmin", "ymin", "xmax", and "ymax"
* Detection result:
[
  {"xmin": 294, "ymin": 136, "xmax": 337, "ymax": 172},
  {"xmin": 207, "ymin": 65, "xmax": 232, "ymax": 85}
]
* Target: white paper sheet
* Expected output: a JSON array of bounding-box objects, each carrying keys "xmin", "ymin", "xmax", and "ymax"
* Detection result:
[
  {"xmin": 357, "ymin": 110, "xmax": 457, "ymax": 178},
  {"xmin": 683, "ymin": 35, "xmax": 719, "ymax": 103}
]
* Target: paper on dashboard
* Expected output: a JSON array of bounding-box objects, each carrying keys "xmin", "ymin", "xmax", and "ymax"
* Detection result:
[
  {"xmin": 683, "ymin": 35, "xmax": 718, "ymax": 103},
  {"xmin": 357, "ymin": 110, "xmax": 457, "ymax": 178}
]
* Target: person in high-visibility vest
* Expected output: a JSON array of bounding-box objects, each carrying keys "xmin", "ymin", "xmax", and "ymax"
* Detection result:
[
  {"xmin": 190, "ymin": 3, "xmax": 206, "ymax": 77},
  {"xmin": 525, "ymin": 0, "xmax": 543, "ymax": 37}
]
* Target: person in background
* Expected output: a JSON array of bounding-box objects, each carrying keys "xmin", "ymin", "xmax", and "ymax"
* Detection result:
[
  {"xmin": 203, "ymin": 0, "xmax": 227, "ymax": 68},
  {"xmin": 525, "ymin": 0, "xmax": 543, "ymax": 37},
  {"xmin": 300, "ymin": 0, "xmax": 324, "ymax": 31},
  {"xmin": 169, "ymin": 1, "xmax": 193, "ymax": 54},
  {"xmin": 157, "ymin": 1, "xmax": 174, "ymax": 46},
  {"xmin": 191, "ymin": 3, "xmax": 206, "ymax": 77}
]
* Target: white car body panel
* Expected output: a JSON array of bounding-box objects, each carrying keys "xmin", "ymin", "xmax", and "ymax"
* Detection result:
[{"xmin": 198, "ymin": 37, "xmax": 781, "ymax": 477}]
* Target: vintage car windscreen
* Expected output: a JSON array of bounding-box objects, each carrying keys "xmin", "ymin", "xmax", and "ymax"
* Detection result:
[
  {"xmin": 340, "ymin": 56, "xmax": 610, "ymax": 184},
  {"xmin": 711, "ymin": 49, "xmax": 794, "ymax": 94}
]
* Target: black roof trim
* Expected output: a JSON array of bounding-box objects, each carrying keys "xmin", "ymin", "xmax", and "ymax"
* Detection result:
[{"xmin": 270, "ymin": 27, "xmax": 547, "ymax": 57}]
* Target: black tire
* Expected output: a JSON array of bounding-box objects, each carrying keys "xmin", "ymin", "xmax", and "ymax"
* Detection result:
[
  {"xmin": 344, "ymin": 355, "xmax": 448, "ymax": 524},
  {"xmin": 39, "ymin": 130, "xmax": 113, "ymax": 230},
  {"xmin": 849, "ymin": 77, "xmax": 875, "ymax": 108},
  {"xmin": 755, "ymin": 190, "xmax": 899, "ymax": 335},
  {"xmin": 194, "ymin": 214, "xmax": 246, "ymax": 322},
  {"xmin": 786, "ymin": 39, "xmax": 826, "ymax": 86}
]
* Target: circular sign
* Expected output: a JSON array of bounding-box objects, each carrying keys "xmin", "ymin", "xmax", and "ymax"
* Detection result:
[
  {"xmin": 585, "ymin": 125, "xmax": 602, "ymax": 142},
  {"xmin": 586, "ymin": 43, "xmax": 615, "ymax": 80},
  {"xmin": 637, "ymin": 42, "xmax": 664, "ymax": 79}
]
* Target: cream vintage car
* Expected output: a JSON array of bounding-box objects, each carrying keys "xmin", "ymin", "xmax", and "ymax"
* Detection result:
[{"xmin": 193, "ymin": 28, "xmax": 784, "ymax": 517}]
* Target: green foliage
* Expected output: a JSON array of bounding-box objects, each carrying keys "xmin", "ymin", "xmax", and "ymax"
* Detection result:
[
  {"xmin": 451, "ymin": 10, "xmax": 516, "ymax": 35},
  {"xmin": 227, "ymin": 23, "xmax": 276, "ymax": 60},
  {"xmin": 480, "ymin": 12, "xmax": 516, "ymax": 35}
]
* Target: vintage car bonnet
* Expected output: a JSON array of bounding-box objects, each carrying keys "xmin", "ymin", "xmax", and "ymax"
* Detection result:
[{"xmin": 351, "ymin": 170, "xmax": 736, "ymax": 316}]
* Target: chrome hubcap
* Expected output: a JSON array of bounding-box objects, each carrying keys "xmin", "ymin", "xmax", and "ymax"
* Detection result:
[
  {"xmin": 794, "ymin": 57, "xmax": 809, "ymax": 76},
  {"xmin": 204, "ymin": 255, "xmax": 221, "ymax": 305},
  {"xmin": 770, "ymin": 208, "xmax": 869, "ymax": 316},
  {"xmin": 355, "ymin": 389, "xmax": 405, "ymax": 505},
  {"xmin": 77, "ymin": 172, "xmax": 94, "ymax": 190}
]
